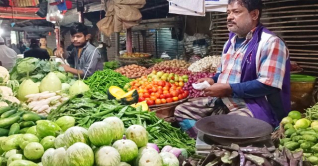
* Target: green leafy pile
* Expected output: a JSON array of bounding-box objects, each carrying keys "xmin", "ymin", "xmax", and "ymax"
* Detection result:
[
  {"xmin": 48, "ymin": 91, "xmax": 195, "ymax": 154},
  {"xmin": 84, "ymin": 69, "xmax": 131, "ymax": 94},
  {"xmin": 103, "ymin": 61, "xmax": 120, "ymax": 70},
  {"xmin": 10, "ymin": 58, "xmax": 69, "ymax": 83}
]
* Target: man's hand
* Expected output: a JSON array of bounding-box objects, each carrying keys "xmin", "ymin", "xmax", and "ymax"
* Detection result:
[
  {"xmin": 203, "ymin": 83, "xmax": 233, "ymax": 97},
  {"xmin": 61, "ymin": 64, "xmax": 71, "ymax": 72},
  {"xmin": 54, "ymin": 48, "xmax": 64, "ymax": 58},
  {"xmin": 197, "ymin": 78, "xmax": 214, "ymax": 85}
]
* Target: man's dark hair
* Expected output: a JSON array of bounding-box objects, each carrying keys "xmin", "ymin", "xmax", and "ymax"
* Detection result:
[
  {"xmin": 228, "ymin": 0, "xmax": 262, "ymax": 20},
  {"xmin": 40, "ymin": 35, "xmax": 46, "ymax": 39},
  {"xmin": 70, "ymin": 23, "xmax": 88, "ymax": 36}
]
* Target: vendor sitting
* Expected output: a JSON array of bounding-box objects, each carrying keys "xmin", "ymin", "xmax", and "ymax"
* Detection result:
[
  {"xmin": 174, "ymin": 0, "xmax": 290, "ymax": 138},
  {"xmin": 54, "ymin": 23, "xmax": 103, "ymax": 78}
]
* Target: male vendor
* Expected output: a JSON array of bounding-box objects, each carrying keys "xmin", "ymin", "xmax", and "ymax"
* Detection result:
[
  {"xmin": 54, "ymin": 23, "xmax": 103, "ymax": 78},
  {"xmin": 174, "ymin": 0, "xmax": 290, "ymax": 138}
]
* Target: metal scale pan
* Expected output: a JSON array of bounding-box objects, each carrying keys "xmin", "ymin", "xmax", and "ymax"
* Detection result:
[{"xmin": 195, "ymin": 115, "xmax": 273, "ymax": 146}]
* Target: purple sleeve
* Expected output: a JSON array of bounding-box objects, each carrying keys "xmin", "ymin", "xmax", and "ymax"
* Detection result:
[{"xmin": 230, "ymin": 80, "xmax": 280, "ymax": 98}]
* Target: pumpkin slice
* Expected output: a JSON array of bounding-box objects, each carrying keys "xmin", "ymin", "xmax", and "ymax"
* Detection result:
[{"xmin": 107, "ymin": 86, "xmax": 126, "ymax": 99}]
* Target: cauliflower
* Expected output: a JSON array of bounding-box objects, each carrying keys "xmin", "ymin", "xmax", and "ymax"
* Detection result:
[
  {"xmin": 0, "ymin": 66, "xmax": 9, "ymax": 84},
  {"xmin": 2, "ymin": 96, "xmax": 20, "ymax": 104},
  {"xmin": 0, "ymin": 86, "xmax": 13, "ymax": 97},
  {"xmin": 0, "ymin": 102, "xmax": 8, "ymax": 108}
]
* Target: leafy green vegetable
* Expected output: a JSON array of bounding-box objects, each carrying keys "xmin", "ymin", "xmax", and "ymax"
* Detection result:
[
  {"xmin": 48, "ymin": 92, "xmax": 195, "ymax": 154},
  {"xmin": 104, "ymin": 61, "xmax": 120, "ymax": 70},
  {"xmin": 10, "ymin": 58, "xmax": 70, "ymax": 83},
  {"xmin": 84, "ymin": 69, "xmax": 131, "ymax": 94}
]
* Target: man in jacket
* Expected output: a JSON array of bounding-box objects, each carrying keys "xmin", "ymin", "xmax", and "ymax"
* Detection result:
[
  {"xmin": 24, "ymin": 39, "xmax": 50, "ymax": 60},
  {"xmin": 174, "ymin": 0, "xmax": 290, "ymax": 138},
  {"xmin": 54, "ymin": 23, "xmax": 103, "ymax": 78}
]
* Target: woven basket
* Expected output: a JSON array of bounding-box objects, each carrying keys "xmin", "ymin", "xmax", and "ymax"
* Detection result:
[{"xmin": 149, "ymin": 98, "xmax": 189, "ymax": 119}]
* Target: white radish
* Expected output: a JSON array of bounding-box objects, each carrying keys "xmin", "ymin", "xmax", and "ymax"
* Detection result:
[
  {"xmin": 38, "ymin": 93, "xmax": 57, "ymax": 100},
  {"xmin": 36, "ymin": 105, "xmax": 50, "ymax": 113},
  {"xmin": 44, "ymin": 96, "xmax": 62, "ymax": 105},
  {"xmin": 60, "ymin": 97, "xmax": 69, "ymax": 102},
  {"xmin": 32, "ymin": 105, "xmax": 42, "ymax": 111}
]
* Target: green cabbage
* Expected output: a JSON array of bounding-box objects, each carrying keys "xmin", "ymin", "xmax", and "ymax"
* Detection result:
[
  {"xmin": 69, "ymin": 80, "xmax": 90, "ymax": 97},
  {"xmin": 125, "ymin": 125, "xmax": 148, "ymax": 148},
  {"xmin": 63, "ymin": 127, "xmax": 90, "ymax": 147},
  {"xmin": 66, "ymin": 142, "xmax": 94, "ymax": 166},
  {"xmin": 39, "ymin": 72, "xmax": 62, "ymax": 92},
  {"xmin": 88, "ymin": 122, "xmax": 113, "ymax": 146},
  {"xmin": 54, "ymin": 134, "xmax": 66, "ymax": 148},
  {"xmin": 55, "ymin": 116, "xmax": 75, "ymax": 132},
  {"xmin": 103, "ymin": 117, "xmax": 125, "ymax": 141},
  {"xmin": 160, "ymin": 152, "xmax": 179, "ymax": 166},
  {"xmin": 17, "ymin": 79, "xmax": 39, "ymax": 101},
  {"xmin": 95, "ymin": 146, "xmax": 120, "ymax": 166},
  {"xmin": 112, "ymin": 139, "xmax": 138, "ymax": 162}
]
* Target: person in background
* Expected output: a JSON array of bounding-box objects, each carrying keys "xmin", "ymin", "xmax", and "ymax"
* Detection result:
[
  {"xmin": 24, "ymin": 39, "xmax": 50, "ymax": 60},
  {"xmin": 18, "ymin": 41, "xmax": 27, "ymax": 53},
  {"xmin": 40, "ymin": 36, "xmax": 54, "ymax": 57},
  {"xmin": 54, "ymin": 23, "xmax": 103, "ymax": 78},
  {"xmin": 11, "ymin": 44, "xmax": 21, "ymax": 54},
  {"xmin": 174, "ymin": 0, "xmax": 290, "ymax": 138},
  {"xmin": 0, "ymin": 37, "xmax": 17, "ymax": 70}
]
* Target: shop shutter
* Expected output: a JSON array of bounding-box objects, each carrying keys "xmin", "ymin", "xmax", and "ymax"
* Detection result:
[{"xmin": 210, "ymin": 0, "xmax": 318, "ymax": 76}]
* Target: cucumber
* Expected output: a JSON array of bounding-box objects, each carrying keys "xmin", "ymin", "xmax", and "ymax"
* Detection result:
[
  {"xmin": 19, "ymin": 127, "xmax": 30, "ymax": 134},
  {"xmin": 0, "ymin": 106, "xmax": 12, "ymax": 115},
  {"xmin": 0, "ymin": 128, "xmax": 9, "ymax": 136},
  {"xmin": 0, "ymin": 116, "xmax": 20, "ymax": 128},
  {"xmin": 22, "ymin": 113, "xmax": 41, "ymax": 121},
  {"xmin": 1, "ymin": 109, "xmax": 17, "ymax": 119},
  {"xmin": 19, "ymin": 121, "xmax": 35, "ymax": 128},
  {"xmin": 8, "ymin": 123, "xmax": 20, "ymax": 135}
]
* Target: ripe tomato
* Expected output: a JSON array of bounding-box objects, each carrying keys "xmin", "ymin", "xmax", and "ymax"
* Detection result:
[
  {"xmin": 144, "ymin": 93, "xmax": 150, "ymax": 98},
  {"xmin": 152, "ymin": 87, "xmax": 158, "ymax": 92},
  {"xmin": 146, "ymin": 99, "xmax": 154, "ymax": 106},
  {"xmin": 157, "ymin": 89, "xmax": 163, "ymax": 94},
  {"xmin": 171, "ymin": 91, "xmax": 179, "ymax": 97},
  {"xmin": 166, "ymin": 83, "xmax": 171, "ymax": 88},
  {"xmin": 161, "ymin": 99, "xmax": 167, "ymax": 104},
  {"xmin": 150, "ymin": 96, "xmax": 157, "ymax": 101},
  {"xmin": 177, "ymin": 89, "xmax": 183, "ymax": 94},
  {"xmin": 147, "ymin": 85, "xmax": 152, "ymax": 89},
  {"xmin": 155, "ymin": 93, "xmax": 160, "ymax": 98},
  {"xmin": 139, "ymin": 97, "xmax": 145, "ymax": 102},
  {"xmin": 172, "ymin": 97, "xmax": 179, "ymax": 101},
  {"xmin": 163, "ymin": 87, "xmax": 169, "ymax": 91},
  {"xmin": 184, "ymin": 90, "xmax": 189, "ymax": 96},
  {"xmin": 174, "ymin": 82, "xmax": 179, "ymax": 87},
  {"xmin": 159, "ymin": 94, "xmax": 165, "ymax": 99},
  {"xmin": 166, "ymin": 98, "xmax": 173, "ymax": 103},
  {"xmin": 163, "ymin": 90, "xmax": 169, "ymax": 94},
  {"xmin": 178, "ymin": 94, "xmax": 183, "ymax": 100},
  {"xmin": 181, "ymin": 93, "xmax": 187, "ymax": 99},
  {"xmin": 158, "ymin": 81, "xmax": 165, "ymax": 87},
  {"xmin": 157, "ymin": 86, "xmax": 163, "ymax": 89},
  {"xmin": 138, "ymin": 93, "xmax": 144, "ymax": 97},
  {"xmin": 164, "ymin": 93, "xmax": 171, "ymax": 98},
  {"xmin": 148, "ymin": 89, "xmax": 153, "ymax": 94},
  {"xmin": 151, "ymin": 92, "xmax": 155, "ymax": 96},
  {"xmin": 155, "ymin": 99, "xmax": 162, "ymax": 105},
  {"xmin": 171, "ymin": 84, "xmax": 177, "ymax": 89}
]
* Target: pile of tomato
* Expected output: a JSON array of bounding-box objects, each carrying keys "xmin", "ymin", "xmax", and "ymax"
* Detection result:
[{"xmin": 129, "ymin": 80, "xmax": 189, "ymax": 106}]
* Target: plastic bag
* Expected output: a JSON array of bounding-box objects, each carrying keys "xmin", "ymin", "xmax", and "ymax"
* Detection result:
[
  {"xmin": 192, "ymin": 81, "xmax": 211, "ymax": 90},
  {"xmin": 46, "ymin": 0, "xmax": 63, "ymax": 23}
]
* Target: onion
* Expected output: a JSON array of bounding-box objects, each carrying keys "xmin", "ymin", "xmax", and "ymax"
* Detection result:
[
  {"xmin": 147, "ymin": 143, "xmax": 160, "ymax": 152},
  {"xmin": 169, "ymin": 148, "xmax": 182, "ymax": 157},
  {"xmin": 161, "ymin": 146, "xmax": 173, "ymax": 152}
]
